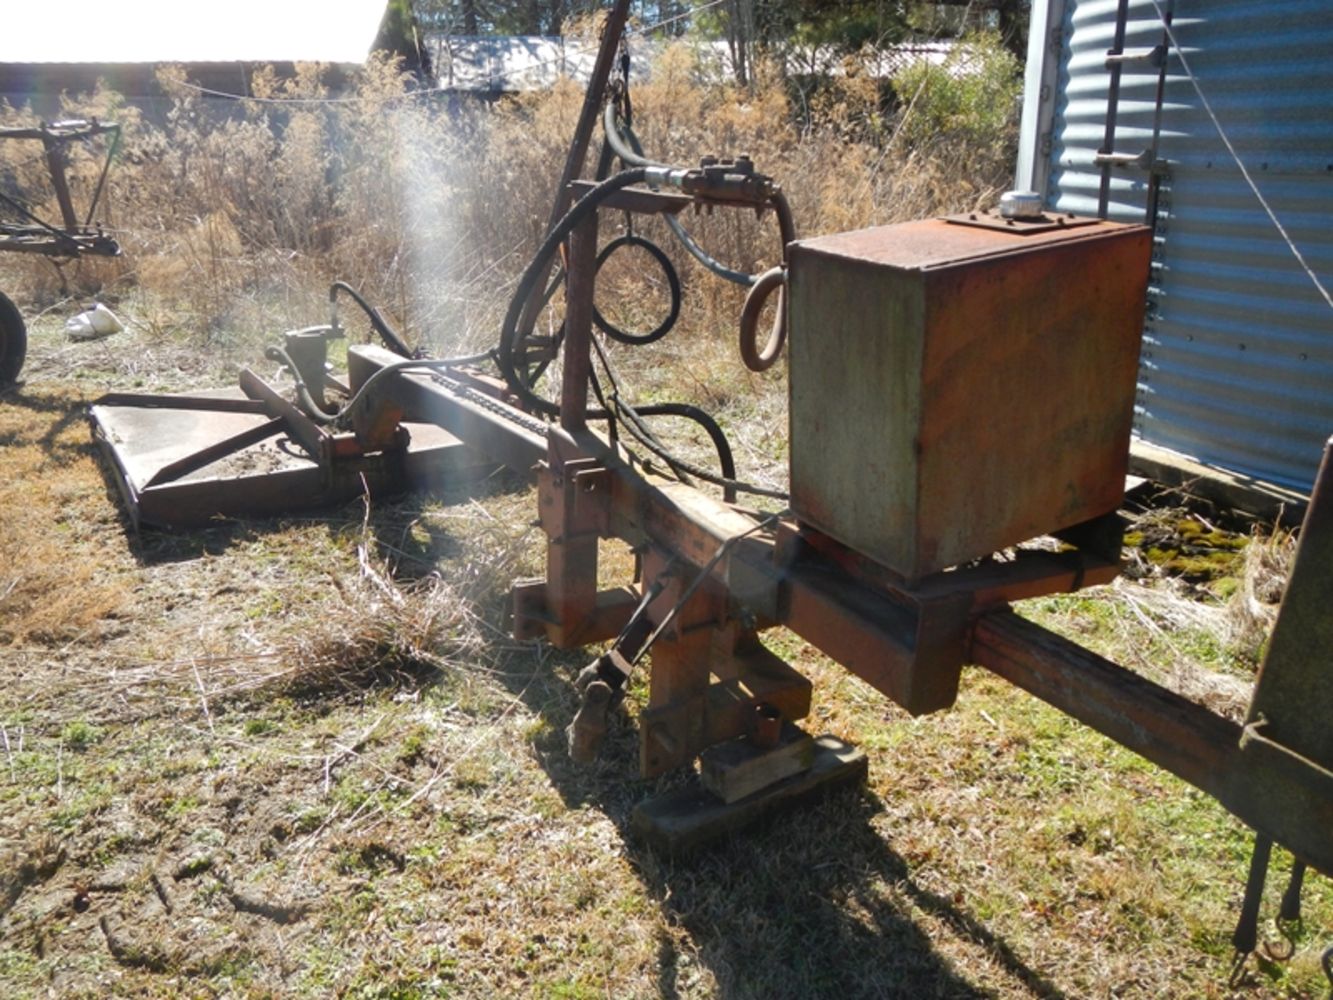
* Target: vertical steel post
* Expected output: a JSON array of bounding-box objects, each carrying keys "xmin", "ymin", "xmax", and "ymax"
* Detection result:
[
  {"xmin": 560, "ymin": 210, "xmax": 599, "ymax": 432},
  {"xmin": 516, "ymin": 0, "xmax": 633, "ymax": 338},
  {"xmin": 1097, "ymin": 0, "xmax": 1132, "ymax": 218}
]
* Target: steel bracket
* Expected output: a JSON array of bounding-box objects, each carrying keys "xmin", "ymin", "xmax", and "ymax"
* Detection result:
[{"xmin": 639, "ymin": 634, "xmax": 813, "ymax": 778}]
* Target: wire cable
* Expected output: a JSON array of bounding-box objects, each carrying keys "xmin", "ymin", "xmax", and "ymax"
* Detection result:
[
  {"xmin": 1146, "ymin": 0, "xmax": 1332, "ymax": 312},
  {"xmin": 265, "ymin": 344, "xmax": 496, "ymax": 430},
  {"xmin": 626, "ymin": 508, "xmax": 787, "ymax": 668},
  {"xmin": 590, "ymin": 332, "xmax": 787, "ymax": 501}
]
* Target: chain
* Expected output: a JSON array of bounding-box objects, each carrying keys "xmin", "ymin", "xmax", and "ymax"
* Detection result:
[{"xmin": 428, "ymin": 370, "xmax": 552, "ymax": 440}]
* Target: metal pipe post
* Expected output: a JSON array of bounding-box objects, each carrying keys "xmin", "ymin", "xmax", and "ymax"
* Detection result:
[
  {"xmin": 560, "ymin": 209, "xmax": 599, "ymax": 432},
  {"xmin": 516, "ymin": 0, "xmax": 632, "ymax": 338}
]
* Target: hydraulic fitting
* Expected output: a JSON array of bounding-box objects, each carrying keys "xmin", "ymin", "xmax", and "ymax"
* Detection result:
[{"xmin": 644, "ymin": 155, "xmax": 778, "ymax": 205}]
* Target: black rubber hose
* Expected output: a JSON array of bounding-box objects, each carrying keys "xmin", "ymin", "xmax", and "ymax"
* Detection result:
[
  {"xmin": 611, "ymin": 103, "xmax": 798, "ymax": 371},
  {"xmin": 593, "ymin": 234, "xmax": 681, "ymax": 345},
  {"xmin": 498, "ymin": 158, "xmax": 781, "ymax": 499},
  {"xmin": 497, "ymin": 167, "xmax": 649, "ymax": 418},
  {"xmin": 770, "ymin": 188, "xmax": 797, "ymax": 253},
  {"xmin": 632, "ymin": 402, "xmax": 738, "ymax": 503},
  {"xmin": 520, "ymin": 138, "xmax": 682, "ymax": 354},
  {"xmin": 265, "ymin": 344, "xmax": 342, "ymax": 423},
  {"xmin": 738, "ymin": 265, "xmax": 788, "ymax": 373},
  {"xmin": 606, "ymin": 104, "xmax": 798, "ymax": 258},
  {"xmin": 603, "ymin": 105, "xmax": 769, "ymax": 288},
  {"xmin": 330, "ymin": 352, "xmax": 496, "ymax": 432},
  {"xmin": 603, "ymin": 100, "xmax": 662, "ymax": 169},
  {"xmin": 266, "ymin": 343, "xmax": 494, "ymax": 429},
  {"xmin": 329, "ymin": 280, "xmax": 414, "ymax": 359},
  {"xmin": 612, "ymin": 393, "xmax": 788, "ymax": 501},
  {"xmin": 513, "ymin": 268, "xmax": 568, "ymax": 389}
]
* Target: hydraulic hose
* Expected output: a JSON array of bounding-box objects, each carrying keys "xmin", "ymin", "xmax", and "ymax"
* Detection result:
[
  {"xmin": 331, "ymin": 353, "xmax": 495, "ymax": 433},
  {"xmin": 603, "ymin": 105, "xmax": 752, "ymax": 286},
  {"xmin": 738, "ymin": 265, "xmax": 788, "ymax": 373},
  {"xmin": 497, "ymin": 167, "xmax": 649, "ymax": 418},
  {"xmin": 593, "ymin": 233, "xmax": 681, "ymax": 345},
  {"xmin": 497, "ymin": 158, "xmax": 785, "ymax": 499},
  {"xmin": 266, "ymin": 343, "xmax": 495, "ymax": 430},
  {"xmin": 612, "ymin": 393, "xmax": 787, "ymax": 501},
  {"xmin": 329, "ymin": 280, "xmax": 414, "ymax": 359},
  {"xmin": 529, "ymin": 153, "xmax": 681, "ymax": 350},
  {"xmin": 663, "ymin": 204, "xmax": 758, "ymax": 287},
  {"xmin": 265, "ymin": 344, "xmax": 341, "ymax": 424},
  {"xmin": 631, "ymin": 401, "xmax": 738, "ymax": 503},
  {"xmin": 605, "ymin": 103, "xmax": 797, "ymax": 253},
  {"xmin": 602, "ymin": 100, "xmax": 660, "ymax": 169},
  {"xmin": 769, "ymin": 189, "xmax": 798, "ymax": 256},
  {"xmin": 604, "ymin": 103, "xmax": 797, "ymax": 372},
  {"xmin": 603, "ymin": 105, "xmax": 799, "ymax": 288},
  {"xmin": 590, "ymin": 334, "xmax": 773, "ymax": 503}
]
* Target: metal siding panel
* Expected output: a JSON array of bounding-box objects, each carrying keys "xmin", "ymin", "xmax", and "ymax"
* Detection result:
[{"xmin": 1043, "ymin": 0, "xmax": 1333, "ymax": 492}]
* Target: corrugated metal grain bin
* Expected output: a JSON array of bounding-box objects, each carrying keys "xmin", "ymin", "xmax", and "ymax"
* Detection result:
[
  {"xmin": 1018, "ymin": 0, "xmax": 1333, "ymax": 494},
  {"xmin": 787, "ymin": 216, "xmax": 1151, "ymax": 581}
]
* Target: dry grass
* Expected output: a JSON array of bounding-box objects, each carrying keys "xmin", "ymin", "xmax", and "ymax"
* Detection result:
[
  {"xmin": 1, "ymin": 44, "xmax": 1330, "ymax": 1000},
  {"xmin": 2, "ymin": 41, "xmax": 1015, "ymax": 357},
  {"xmin": 0, "ymin": 384, "xmax": 134, "ymax": 646},
  {"xmin": 1, "ymin": 341, "xmax": 1329, "ymax": 997}
]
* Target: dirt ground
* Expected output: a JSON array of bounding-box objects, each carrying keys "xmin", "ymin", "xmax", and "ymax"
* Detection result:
[{"xmin": 2, "ymin": 311, "xmax": 1330, "ymax": 999}]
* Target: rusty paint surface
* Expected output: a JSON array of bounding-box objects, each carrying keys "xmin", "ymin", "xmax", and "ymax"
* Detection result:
[
  {"xmin": 971, "ymin": 610, "xmax": 1333, "ymax": 876},
  {"xmin": 89, "ymin": 386, "xmax": 480, "ymax": 529},
  {"xmin": 793, "ymin": 216, "xmax": 1140, "ymax": 271},
  {"xmin": 788, "ymin": 216, "xmax": 1151, "ymax": 581}
]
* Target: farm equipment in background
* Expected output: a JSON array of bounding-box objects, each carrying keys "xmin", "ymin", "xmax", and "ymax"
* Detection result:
[
  {"xmin": 86, "ymin": 0, "xmax": 1331, "ymax": 983},
  {"xmin": 0, "ymin": 118, "xmax": 122, "ymax": 384}
]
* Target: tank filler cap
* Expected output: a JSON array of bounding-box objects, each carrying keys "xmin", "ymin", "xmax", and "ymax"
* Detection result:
[{"xmin": 998, "ymin": 190, "xmax": 1046, "ymax": 221}]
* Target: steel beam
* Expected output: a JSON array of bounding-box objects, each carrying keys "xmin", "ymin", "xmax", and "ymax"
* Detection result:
[{"xmin": 971, "ymin": 611, "xmax": 1333, "ymax": 876}]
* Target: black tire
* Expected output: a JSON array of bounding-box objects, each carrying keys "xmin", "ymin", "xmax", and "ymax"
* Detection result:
[
  {"xmin": 593, "ymin": 234, "xmax": 681, "ymax": 346},
  {"xmin": 0, "ymin": 291, "xmax": 26, "ymax": 387}
]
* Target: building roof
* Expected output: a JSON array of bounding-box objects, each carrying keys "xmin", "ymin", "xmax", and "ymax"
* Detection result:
[{"xmin": 1, "ymin": 0, "xmax": 386, "ymax": 65}]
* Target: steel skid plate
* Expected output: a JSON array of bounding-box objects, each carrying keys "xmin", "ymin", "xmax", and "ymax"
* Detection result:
[{"xmin": 90, "ymin": 388, "xmax": 488, "ymax": 529}]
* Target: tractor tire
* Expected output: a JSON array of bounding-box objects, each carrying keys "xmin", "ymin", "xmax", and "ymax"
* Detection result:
[{"xmin": 0, "ymin": 291, "xmax": 26, "ymax": 387}]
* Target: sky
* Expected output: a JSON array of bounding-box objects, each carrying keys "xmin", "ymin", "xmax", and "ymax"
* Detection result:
[{"xmin": 1, "ymin": 0, "xmax": 387, "ymax": 64}]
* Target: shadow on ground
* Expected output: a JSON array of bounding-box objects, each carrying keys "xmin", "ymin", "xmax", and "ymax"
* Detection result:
[
  {"xmin": 0, "ymin": 383, "xmax": 101, "ymax": 464},
  {"xmin": 491, "ymin": 641, "xmax": 1069, "ymax": 999},
  {"xmin": 107, "ymin": 466, "xmax": 504, "ymax": 568},
  {"xmin": 3, "ymin": 378, "xmax": 1068, "ymax": 996}
]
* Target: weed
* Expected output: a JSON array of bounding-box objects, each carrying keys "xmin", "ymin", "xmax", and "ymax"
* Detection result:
[
  {"xmin": 242, "ymin": 718, "xmax": 277, "ymax": 737},
  {"xmin": 396, "ymin": 722, "xmax": 434, "ymax": 765},
  {"xmin": 175, "ymin": 854, "xmax": 214, "ymax": 879},
  {"xmin": 165, "ymin": 794, "xmax": 200, "ymax": 818},
  {"xmin": 334, "ymin": 839, "xmax": 407, "ymax": 876},
  {"xmin": 293, "ymin": 806, "xmax": 327, "ymax": 835},
  {"xmin": 59, "ymin": 720, "xmax": 102, "ymax": 751}
]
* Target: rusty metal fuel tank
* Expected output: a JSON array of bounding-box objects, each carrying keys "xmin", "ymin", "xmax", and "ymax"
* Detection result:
[{"xmin": 787, "ymin": 213, "xmax": 1152, "ymax": 582}]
